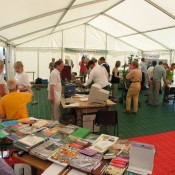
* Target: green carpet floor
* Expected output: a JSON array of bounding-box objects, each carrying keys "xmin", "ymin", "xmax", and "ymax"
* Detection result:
[{"xmin": 28, "ymin": 87, "xmax": 175, "ymax": 139}]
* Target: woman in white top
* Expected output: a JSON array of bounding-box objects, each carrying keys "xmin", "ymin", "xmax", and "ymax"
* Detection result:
[
  {"xmin": 14, "ymin": 61, "xmax": 32, "ymax": 92},
  {"xmin": 0, "ymin": 60, "xmax": 8, "ymax": 97}
]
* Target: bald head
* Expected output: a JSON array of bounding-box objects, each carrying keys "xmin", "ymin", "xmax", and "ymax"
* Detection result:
[{"xmin": 7, "ymin": 79, "xmax": 18, "ymax": 91}]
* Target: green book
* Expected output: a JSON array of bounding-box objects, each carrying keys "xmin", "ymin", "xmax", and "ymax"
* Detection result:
[
  {"xmin": 0, "ymin": 130, "xmax": 8, "ymax": 139},
  {"xmin": 71, "ymin": 128, "xmax": 91, "ymax": 138},
  {"xmin": 0, "ymin": 124, "xmax": 4, "ymax": 129}
]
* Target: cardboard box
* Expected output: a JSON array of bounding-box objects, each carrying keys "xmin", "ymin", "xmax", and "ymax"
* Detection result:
[{"xmin": 83, "ymin": 114, "xmax": 99, "ymax": 132}]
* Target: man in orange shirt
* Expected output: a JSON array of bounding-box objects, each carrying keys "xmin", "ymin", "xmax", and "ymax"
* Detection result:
[{"xmin": 0, "ymin": 79, "xmax": 33, "ymax": 120}]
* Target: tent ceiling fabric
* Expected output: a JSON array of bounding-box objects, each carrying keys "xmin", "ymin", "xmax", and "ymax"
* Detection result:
[{"xmin": 1, "ymin": 0, "xmax": 175, "ymax": 51}]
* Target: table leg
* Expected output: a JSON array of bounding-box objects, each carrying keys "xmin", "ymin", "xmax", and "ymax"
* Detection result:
[{"xmin": 31, "ymin": 166, "xmax": 38, "ymax": 175}]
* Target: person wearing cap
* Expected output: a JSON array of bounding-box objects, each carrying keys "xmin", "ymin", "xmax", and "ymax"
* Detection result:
[
  {"xmin": 123, "ymin": 60, "xmax": 142, "ymax": 114},
  {"xmin": 84, "ymin": 60, "xmax": 109, "ymax": 90}
]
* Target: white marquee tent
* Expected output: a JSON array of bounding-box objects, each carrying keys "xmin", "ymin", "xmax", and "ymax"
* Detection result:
[{"xmin": 1, "ymin": 0, "xmax": 175, "ymax": 81}]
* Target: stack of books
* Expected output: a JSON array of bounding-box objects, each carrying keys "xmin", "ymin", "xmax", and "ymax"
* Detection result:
[
  {"xmin": 14, "ymin": 134, "xmax": 47, "ymax": 152},
  {"xmin": 104, "ymin": 154, "xmax": 129, "ymax": 175},
  {"xmin": 104, "ymin": 139, "xmax": 131, "ymax": 159}
]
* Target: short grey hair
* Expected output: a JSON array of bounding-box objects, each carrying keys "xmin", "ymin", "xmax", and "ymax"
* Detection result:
[{"xmin": 7, "ymin": 79, "xmax": 18, "ymax": 90}]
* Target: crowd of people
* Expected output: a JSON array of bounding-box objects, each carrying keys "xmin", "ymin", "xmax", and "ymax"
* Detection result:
[
  {"xmin": 0, "ymin": 56, "xmax": 174, "ymax": 120},
  {"xmin": 0, "ymin": 56, "xmax": 174, "ymax": 174},
  {"xmin": 77, "ymin": 56, "xmax": 175, "ymax": 114}
]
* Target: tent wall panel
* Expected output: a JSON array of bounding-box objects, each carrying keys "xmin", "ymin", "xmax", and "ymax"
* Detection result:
[
  {"xmin": 63, "ymin": 26, "xmax": 84, "ymax": 48},
  {"xmin": 15, "ymin": 50, "xmax": 38, "ymax": 82},
  {"xmin": 86, "ymin": 25, "xmax": 106, "ymax": 50},
  {"xmin": 39, "ymin": 50, "xmax": 61, "ymax": 80}
]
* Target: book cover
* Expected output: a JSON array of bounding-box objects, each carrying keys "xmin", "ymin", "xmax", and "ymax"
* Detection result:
[
  {"xmin": 0, "ymin": 130, "xmax": 8, "ymax": 138},
  {"xmin": 36, "ymin": 127, "xmax": 61, "ymax": 138},
  {"xmin": 49, "ymin": 132, "xmax": 67, "ymax": 142},
  {"xmin": 103, "ymin": 147, "xmax": 121, "ymax": 159},
  {"xmin": 79, "ymin": 148, "xmax": 97, "ymax": 156},
  {"xmin": 0, "ymin": 124, "xmax": 4, "ymax": 129},
  {"xmin": 32, "ymin": 119, "xmax": 50, "ymax": 128},
  {"xmin": 14, "ymin": 134, "xmax": 47, "ymax": 151},
  {"xmin": 69, "ymin": 153, "xmax": 102, "ymax": 173},
  {"xmin": 18, "ymin": 126, "xmax": 46, "ymax": 134},
  {"xmin": 7, "ymin": 131, "xmax": 25, "ymax": 141},
  {"xmin": 30, "ymin": 140, "xmax": 62, "ymax": 160},
  {"xmin": 18, "ymin": 117, "xmax": 38, "ymax": 124},
  {"xmin": 84, "ymin": 133, "xmax": 100, "ymax": 143},
  {"xmin": 113, "ymin": 139, "xmax": 131, "ymax": 151},
  {"xmin": 2, "ymin": 120, "xmax": 18, "ymax": 126},
  {"xmin": 89, "ymin": 134, "xmax": 118, "ymax": 154},
  {"xmin": 4, "ymin": 126, "xmax": 17, "ymax": 134},
  {"xmin": 48, "ymin": 146, "xmax": 79, "ymax": 166},
  {"xmin": 59, "ymin": 125, "xmax": 79, "ymax": 135},
  {"xmin": 70, "ymin": 128, "xmax": 91, "ymax": 139},
  {"xmin": 46, "ymin": 121, "xmax": 61, "ymax": 128},
  {"xmin": 11, "ymin": 123, "xmax": 23, "ymax": 129},
  {"xmin": 104, "ymin": 165, "xmax": 127, "ymax": 175},
  {"xmin": 65, "ymin": 135, "xmax": 90, "ymax": 147}
]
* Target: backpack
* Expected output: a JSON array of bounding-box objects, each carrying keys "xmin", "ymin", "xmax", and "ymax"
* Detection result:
[{"xmin": 35, "ymin": 77, "xmax": 42, "ymax": 84}]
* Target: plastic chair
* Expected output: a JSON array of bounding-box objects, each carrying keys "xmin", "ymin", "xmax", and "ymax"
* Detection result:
[{"xmin": 93, "ymin": 110, "xmax": 118, "ymax": 136}]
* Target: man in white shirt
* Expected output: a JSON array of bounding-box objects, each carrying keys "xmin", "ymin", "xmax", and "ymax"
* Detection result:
[
  {"xmin": 84, "ymin": 60, "xmax": 109, "ymax": 90},
  {"xmin": 145, "ymin": 60, "xmax": 157, "ymax": 103},
  {"xmin": 48, "ymin": 60, "xmax": 64, "ymax": 121},
  {"xmin": 98, "ymin": 57, "xmax": 110, "ymax": 79},
  {"xmin": 139, "ymin": 58, "xmax": 147, "ymax": 89}
]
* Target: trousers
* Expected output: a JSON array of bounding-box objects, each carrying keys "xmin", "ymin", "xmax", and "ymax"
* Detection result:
[
  {"xmin": 52, "ymin": 100, "xmax": 60, "ymax": 121},
  {"xmin": 149, "ymin": 80, "xmax": 160, "ymax": 105},
  {"xmin": 126, "ymin": 82, "xmax": 141, "ymax": 112},
  {"xmin": 112, "ymin": 83, "xmax": 119, "ymax": 98}
]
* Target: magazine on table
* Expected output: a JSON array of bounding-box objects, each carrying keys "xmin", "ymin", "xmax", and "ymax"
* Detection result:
[
  {"xmin": 59, "ymin": 124, "xmax": 79, "ymax": 135},
  {"xmin": 89, "ymin": 134, "xmax": 118, "ymax": 154},
  {"xmin": 48, "ymin": 145, "xmax": 79, "ymax": 166},
  {"xmin": 18, "ymin": 125, "xmax": 46, "ymax": 135},
  {"xmin": 30, "ymin": 140, "xmax": 62, "ymax": 160},
  {"xmin": 69, "ymin": 153, "xmax": 102, "ymax": 173},
  {"xmin": 32, "ymin": 119, "xmax": 51, "ymax": 128}
]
